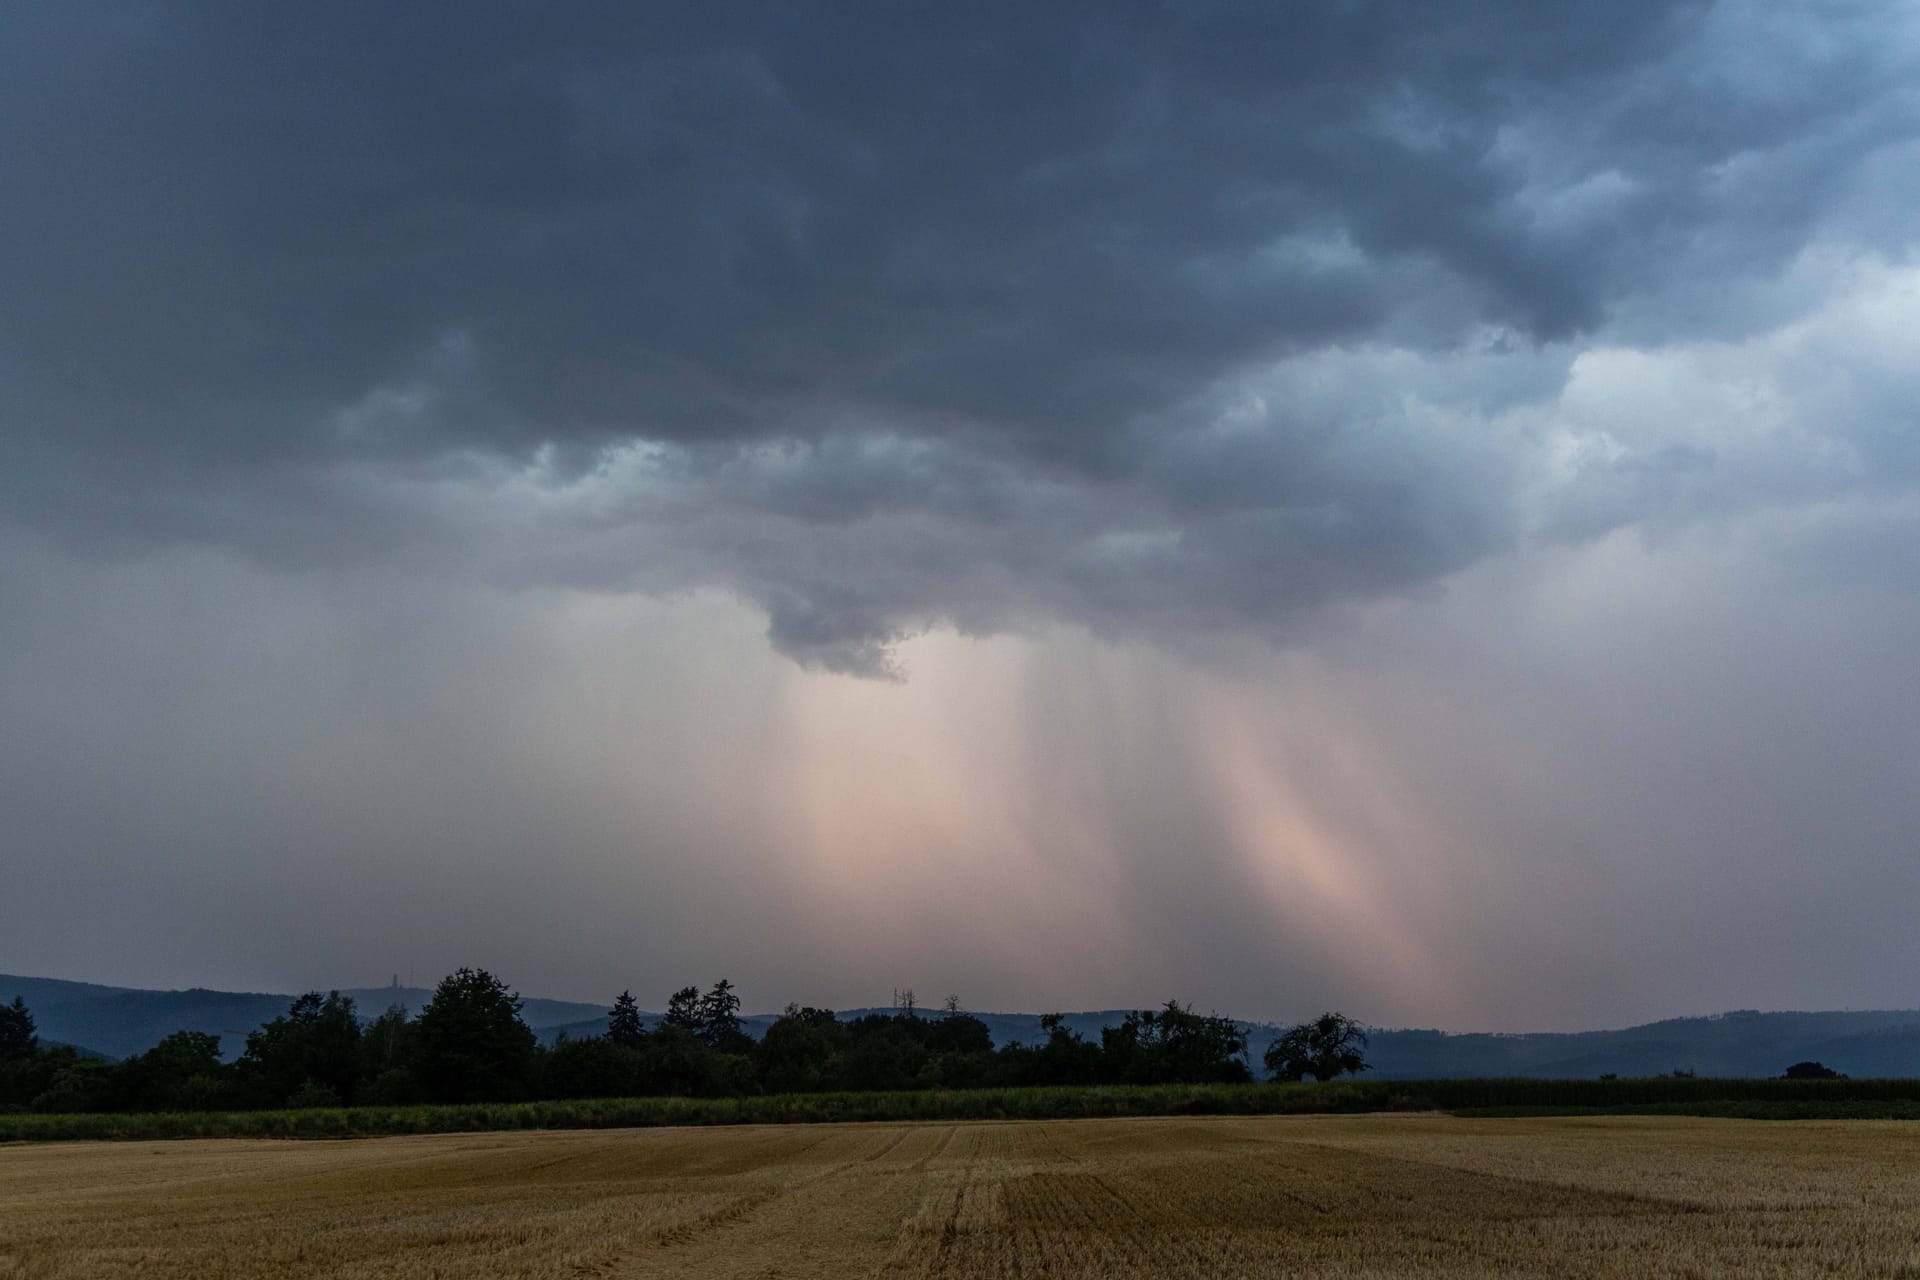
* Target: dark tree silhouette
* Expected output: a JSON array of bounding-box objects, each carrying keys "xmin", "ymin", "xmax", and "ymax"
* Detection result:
[
  {"xmin": 7, "ymin": 974, "xmax": 1420, "ymax": 1114},
  {"xmin": 663, "ymin": 986, "xmax": 702, "ymax": 1033},
  {"xmin": 239, "ymin": 991, "xmax": 362, "ymax": 1106},
  {"xmin": 0, "ymin": 997, "xmax": 36, "ymax": 1059},
  {"xmin": 545, "ymin": 1034, "xmax": 643, "ymax": 1099},
  {"xmin": 358, "ymin": 1004, "xmax": 416, "ymax": 1104},
  {"xmin": 1264, "ymin": 1012, "xmax": 1370, "ymax": 1081},
  {"xmin": 755, "ymin": 1004, "xmax": 845, "ymax": 1094},
  {"xmin": 408, "ymin": 968, "xmax": 537, "ymax": 1103},
  {"xmin": 1784, "ymin": 1060, "xmax": 1843, "ymax": 1079},
  {"xmin": 1008, "ymin": 1013, "xmax": 1103, "ymax": 1085},
  {"xmin": 697, "ymin": 979, "xmax": 749, "ymax": 1052},
  {"xmin": 927, "ymin": 1014, "xmax": 993, "ymax": 1055},
  {"xmin": 120, "ymin": 1030, "xmax": 230, "ymax": 1111},
  {"xmin": 608, "ymin": 990, "xmax": 647, "ymax": 1048},
  {"xmin": 1102, "ymin": 1002, "xmax": 1250, "ymax": 1084}
]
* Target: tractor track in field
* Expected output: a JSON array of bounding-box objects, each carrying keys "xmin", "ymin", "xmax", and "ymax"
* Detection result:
[{"xmin": 584, "ymin": 1124, "xmax": 966, "ymax": 1277}]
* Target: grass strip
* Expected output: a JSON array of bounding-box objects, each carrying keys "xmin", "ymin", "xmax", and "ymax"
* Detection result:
[{"xmin": 9, "ymin": 1078, "xmax": 1920, "ymax": 1142}]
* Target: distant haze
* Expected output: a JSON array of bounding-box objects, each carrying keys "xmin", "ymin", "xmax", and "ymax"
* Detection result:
[{"xmin": 3, "ymin": 3, "xmax": 1918, "ymax": 1031}]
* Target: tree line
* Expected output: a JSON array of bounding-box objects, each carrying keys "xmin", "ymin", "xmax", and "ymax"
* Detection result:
[{"xmin": 0, "ymin": 973, "xmax": 1370, "ymax": 1114}]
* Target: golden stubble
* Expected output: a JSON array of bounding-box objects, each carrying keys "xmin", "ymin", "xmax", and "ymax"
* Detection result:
[{"xmin": 5, "ymin": 1115, "xmax": 1920, "ymax": 1279}]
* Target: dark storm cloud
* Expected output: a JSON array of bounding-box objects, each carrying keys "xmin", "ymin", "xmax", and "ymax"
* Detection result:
[
  {"xmin": 3, "ymin": 1, "xmax": 1917, "ymax": 670},
  {"xmin": 6, "ymin": 2, "xmax": 1920, "ymax": 1022}
]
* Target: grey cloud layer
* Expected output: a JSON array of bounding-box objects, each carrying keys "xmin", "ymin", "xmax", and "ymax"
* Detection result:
[{"xmin": 4, "ymin": 1, "xmax": 1917, "ymax": 670}]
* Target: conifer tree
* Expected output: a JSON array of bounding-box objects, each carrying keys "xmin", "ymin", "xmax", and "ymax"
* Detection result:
[{"xmin": 608, "ymin": 990, "xmax": 647, "ymax": 1047}]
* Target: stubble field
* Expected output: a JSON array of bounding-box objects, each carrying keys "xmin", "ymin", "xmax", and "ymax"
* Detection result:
[{"xmin": 4, "ymin": 1114, "xmax": 1918, "ymax": 1278}]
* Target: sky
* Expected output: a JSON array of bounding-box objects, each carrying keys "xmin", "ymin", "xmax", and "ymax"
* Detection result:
[{"xmin": 2, "ymin": 1, "xmax": 1918, "ymax": 1031}]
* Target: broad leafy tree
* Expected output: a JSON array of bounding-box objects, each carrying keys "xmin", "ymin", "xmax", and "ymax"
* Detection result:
[
  {"xmin": 840, "ymin": 1015, "xmax": 928, "ymax": 1091},
  {"xmin": 995, "ymin": 1013, "xmax": 1104, "ymax": 1086},
  {"xmin": 239, "ymin": 991, "xmax": 362, "ymax": 1106},
  {"xmin": 1783, "ymin": 1060, "xmax": 1842, "ymax": 1080},
  {"xmin": 638, "ymin": 1023, "xmax": 713, "ymax": 1096},
  {"xmin": 357, "ymin": 1004, "xmax": 417, "ymax": 1103},
  {"xmin": 1264, "ymin": 1012, "xmax": 1370, "ymax": 1082},
  {"xmin": 408, "ymin": 968, "xmax": 538, "ymax": 1103},
  {"xmin": 545, "ymin": 1034, "xmax": 643, "ymax": 1099},
  {"xmin": 755, "ymin": 1005, "xmax": 845, "ymax": 1094},
  {"xmin": 926, "ymin": 1007, "xmax": 994, "ymax": 1057},
  {"xmin": 119, "ymin": 1030, "xmax": 231, "ymax": 1111},
  {"xmin": 1102, "ymin": 1002, "xmax": 1250, "ymax": 1084}
]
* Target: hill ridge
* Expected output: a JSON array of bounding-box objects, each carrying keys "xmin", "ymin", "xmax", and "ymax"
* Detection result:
[{"xmin": 10, "ymin": 972, "xmax": 1916, "ymax": 1077}]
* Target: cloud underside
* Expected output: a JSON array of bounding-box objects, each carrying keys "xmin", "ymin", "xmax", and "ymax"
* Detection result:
[
  {"xmin": 4, "ymin": 1, "xmax": 1919, "ymax": 672},
  {"xmin": 6, "ymin": 3, "xmax": 1920, "ymax": 1025}
]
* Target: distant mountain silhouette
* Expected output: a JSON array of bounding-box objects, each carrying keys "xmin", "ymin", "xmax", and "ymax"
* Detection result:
[
  {"xmin": 8, "ymin": 974, "xmax": 1918, "ymax": 1078},
  {"xmin": 1350, "ymin": 1010, "xmax": 1920, "ymax": 1079},
  {"xmin": 523, "ymin": 1005, "xmax": 1920, "ymax": 1079},
  {"xmin": 0, "ymin": 974, "xmax": 605, "ymax": 1062},
  {"xmin": 331, "ymin": 984, "xmax": 615, "ymax": 1034}
]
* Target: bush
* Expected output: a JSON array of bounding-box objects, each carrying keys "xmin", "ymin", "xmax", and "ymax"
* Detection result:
[
  {"xmin": 1783, "ymin": 1061, "xmax": 1843, "ymax": 1080},
  {"xmin": 33, "ymin": 1065, "xmax": 113, "ymax": 1115},
  {"xmin": 286, "ymin": 1080, "xmax": 343, "ymax": 1109},
  {"xmin": 361, "ymin": 1068, "xmax": 423, "ymax": 1106}
]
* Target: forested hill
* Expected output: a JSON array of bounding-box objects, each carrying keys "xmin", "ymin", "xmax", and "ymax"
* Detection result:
[
  {"xmin": 904, "ymin": 1009, "xmax": 1920, "ymax": 1079},
  {"xmin": 8, "ymin": 973, "xmax": 1920, "ymax": 1078},
  {"xmin": 1359, "ymin": 1011, "xmax": 1920, "ymax": 1080}
]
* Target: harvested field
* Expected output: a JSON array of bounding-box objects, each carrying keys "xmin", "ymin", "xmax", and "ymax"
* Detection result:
[{"xmin": 4, "ymin": 1114, "xmax": 1918, "ymax": 1278}]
